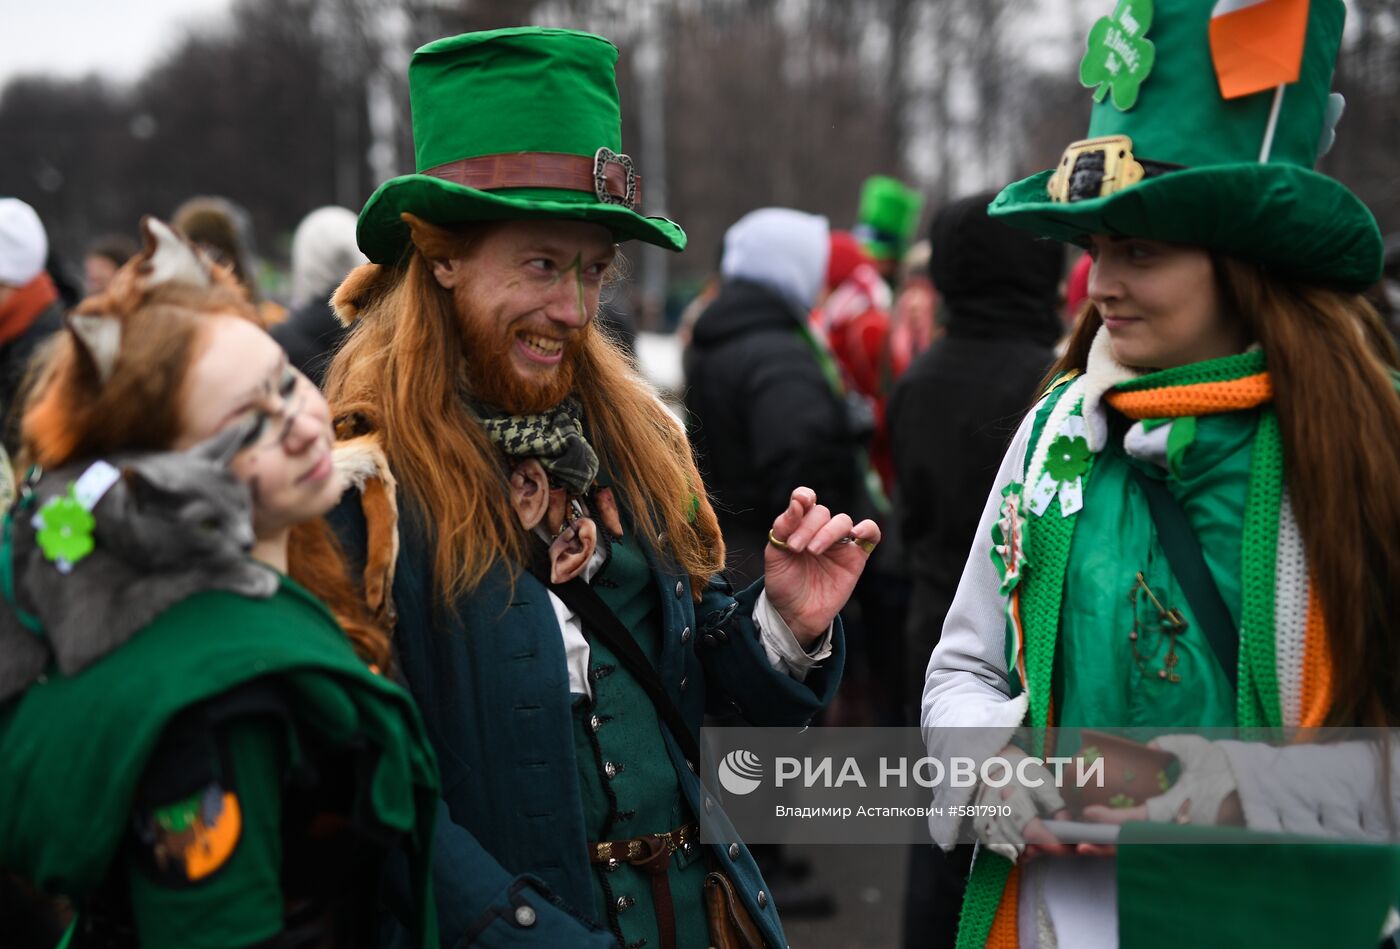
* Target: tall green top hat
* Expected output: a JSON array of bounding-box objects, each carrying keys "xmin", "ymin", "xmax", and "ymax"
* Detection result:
[
  {"xmin": 355, "ymin": 27, "xmax": 686, "ymax": 265},
  {"xmin": 855, "ymin": 175, "xmax": 924, "ymax": 262},
  {"xmin": 988, "ymin": 0, "xmax": 1381, "ymax": 290}
]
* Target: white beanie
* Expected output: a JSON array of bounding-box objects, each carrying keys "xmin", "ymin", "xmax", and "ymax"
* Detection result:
[
  {"xmin": 290, "ymin": 206, "xmax": 366, "ymax": 308},
  {"xmin": 0, "ymin": 199, "xmax": 48, "ymax": 288},
  {"xmin": 720, "ymin": 208, "xmax": 830, "ymax": 314}
]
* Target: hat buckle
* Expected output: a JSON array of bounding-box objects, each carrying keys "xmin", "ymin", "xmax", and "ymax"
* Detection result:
[
  {"xmin": 593, "ymin": 147, "xmax": 638, "ymax": 210},
  {"xmin": 1047, "ymin": 135, "xmax": 1146, "ymax": 203}
]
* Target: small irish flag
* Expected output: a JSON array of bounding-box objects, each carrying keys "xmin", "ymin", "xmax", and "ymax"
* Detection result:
[{"xmin": 1209, "ymin": 0, "xmax": 1310, "ymax": 100}]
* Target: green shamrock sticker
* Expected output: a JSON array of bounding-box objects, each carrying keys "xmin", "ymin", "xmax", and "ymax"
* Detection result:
[
  {"xmin": 1044, "ymin": 435, "xmax": 1092, "ymax": 484},
  {"xmin": 35, "ymin": 486, "xmax": 96, "ymax": 570},
  {"xmin": 1080, "ymin": 0, "xmax": 1156, "ymax": 111}
]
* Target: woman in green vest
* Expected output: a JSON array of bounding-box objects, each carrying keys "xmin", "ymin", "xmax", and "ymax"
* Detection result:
[
  {"xmin": 0, "ymin": 218, "xmax": 439, "ymax": 948},
  {"xmin": 921, "ymin": 1, "xmax": 1400, "ymax": 946}
]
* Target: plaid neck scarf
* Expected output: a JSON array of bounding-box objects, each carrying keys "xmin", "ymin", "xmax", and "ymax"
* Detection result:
[{"xmin": 478, "ymin": 397, "xmax": 600, "ymax": 496}]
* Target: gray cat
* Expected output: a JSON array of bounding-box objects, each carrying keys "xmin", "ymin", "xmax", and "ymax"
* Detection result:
[{"xmin": 0, "ymin": 417, "xmax": 279, "ymax": 702}]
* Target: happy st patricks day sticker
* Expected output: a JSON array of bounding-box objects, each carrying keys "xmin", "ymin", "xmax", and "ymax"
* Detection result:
[{"xmin": 1080, "ymin": 0, "xmax": 1157, "ymax": 111}]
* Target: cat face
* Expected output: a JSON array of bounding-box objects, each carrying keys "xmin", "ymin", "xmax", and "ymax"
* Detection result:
[
  {"xmin": 176, "ymin": 316, "xmax": 343, "ymax": 538},
  {"xmin": 118, "ymin": 460, "xmax": 255, "ymax": 568}
]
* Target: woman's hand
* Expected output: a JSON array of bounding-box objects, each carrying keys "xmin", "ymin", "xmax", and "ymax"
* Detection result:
[
  {"xmin": 763, "ymin": 487, "xmax": 881, "ymax": 645},
  {"xmin": 1079, "ymin": 735, "xmax": 1244, "ymax": 856},
  {"xmin": 973, "ymin": 746, "xmax": 1071, "ymax": 861}
]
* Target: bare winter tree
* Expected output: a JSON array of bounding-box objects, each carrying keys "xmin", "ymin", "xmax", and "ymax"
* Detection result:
[{"xmin": 0, "ymin": 0, "xmax": 1393, "ymax": 304}]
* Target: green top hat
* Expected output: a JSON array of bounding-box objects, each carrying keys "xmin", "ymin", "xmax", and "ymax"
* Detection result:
[
  {"xmin": 355, "ymin": 27, "xmax": 686, "ymax": 265},
  {"xmin": 988, "ymin": 0, "xmax": 1381, "ymax": 290},
  {"xmin": 855, "ymin": 175, "xmax": 924, "ymax": 261}
]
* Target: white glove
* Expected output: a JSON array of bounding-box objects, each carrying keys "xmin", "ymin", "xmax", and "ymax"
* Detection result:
[
  {"xmin": 1143, "ymin": 735, "xmax": 1238, "ymax": 826},
  {"xmin": 972, "ymin": 747, "xmax": 1067, "ymax": 861}
]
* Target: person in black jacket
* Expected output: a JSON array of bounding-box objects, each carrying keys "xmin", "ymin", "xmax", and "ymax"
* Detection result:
[
  {"xmin": 888, "ymin": 191, "xmax": 1063, "ymax": 948},
  {"xmin": 684, "ymin": 207, "xmax": 872, "ymax": 590}
]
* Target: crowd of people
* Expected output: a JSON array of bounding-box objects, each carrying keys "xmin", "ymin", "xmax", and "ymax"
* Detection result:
[{"xmin": 0, "ymin": 2, "xmax": 1399, "ymax": 948}]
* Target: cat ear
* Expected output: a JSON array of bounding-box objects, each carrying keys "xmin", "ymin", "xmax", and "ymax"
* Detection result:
[
  {"xmin": 67, "ymin": 313, "xmax": 122, "ymax": 386},
  {"xmin": 121, "ymin": 467, "xmax": 162, "ymax": 505},
  {"xmin": 138, "ymin": 216, "xmax": 211, "ymax": 290}
]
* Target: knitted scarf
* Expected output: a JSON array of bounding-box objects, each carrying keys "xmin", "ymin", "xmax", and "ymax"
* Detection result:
[{"xmin": 959, "ymin": 346, "xmax": 1333, "ymax": 949}]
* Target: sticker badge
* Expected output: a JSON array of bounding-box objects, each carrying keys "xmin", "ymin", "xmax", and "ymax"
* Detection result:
[
  {"xmin": 135, "ymin": 783, "xmax": 242, "ymax": 884},
  {"xmin": 1080, "ymin": 0, "xmax": 1157, "ymax": 111}
]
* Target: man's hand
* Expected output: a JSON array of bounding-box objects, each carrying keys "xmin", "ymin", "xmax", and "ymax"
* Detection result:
[{"xmin": 763, "ymin": 487, "xmax": 881, "ymax": 645}]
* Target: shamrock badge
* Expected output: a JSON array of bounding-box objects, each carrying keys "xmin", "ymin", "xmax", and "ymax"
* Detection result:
[
  {"xmin": 1080, "ymin": 0, "xmax": 1156, "ymax": 111},
  {"xmin": 1044, "ymin": 435, "xmax": 1092, "ymax": 484},
  {"xmin": 33, "ymin": 485, "xmax": 96, "ymax": 572},
  {"xmin": 990, "ymin": 482, "xmax": 1029, "ymax": 596}
]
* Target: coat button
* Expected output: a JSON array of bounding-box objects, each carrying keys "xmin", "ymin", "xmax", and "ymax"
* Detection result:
[
  {"xmin": 604, "ymin": 761, "xmax": 619, "ymax": 779},
  {"xmin": 757, "ymin": 890, "xmax": 768, "ymax": 908},
  {"xmin": 715, "ymin": 628, "xmax": 729, "ymax": 643},
  {"xmin": 702, "ymin": 633, "xmax": 717, "ymax": 647},
  {"xmin": 704, "ymin": 797, "xmax": 714, "ymax": 814},
  {"xmin": 728, "ymin": 843, "xmax": 740, "ymax": 859},
  {"xmin": 681, "ymin": 626, "xmax": 692, "ymax": 644},
  {"xmin": 616, "ymin": 894, "xmax": 635, "ymax": 912},
  {"xmin": 675, "ymin": 580, "xmax": 685, "ymax": 598},
  {"xmin": 514, "ymin": 905, "xmax": 537, "ymax": 927},
  {"xmin": 683, "ymin": 841, "xmax": 695, "ymax": 856},
  {"xmin": 589, "ymin": 714, "xmax": 603, "ymax": 732},
  {"xmin": 679, "ymin": 676, "xmax": 689, "ymax": 692}
]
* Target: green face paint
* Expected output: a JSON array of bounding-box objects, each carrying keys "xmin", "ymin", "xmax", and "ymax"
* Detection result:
[{"xmin": 545, "ymin": 254, "xmax": 589, "ymax": 323}]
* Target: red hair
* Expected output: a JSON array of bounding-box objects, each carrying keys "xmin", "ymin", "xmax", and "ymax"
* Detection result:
[{"xmin": 20, "ymin": 255, "xmax": 390, "ymax": 670}]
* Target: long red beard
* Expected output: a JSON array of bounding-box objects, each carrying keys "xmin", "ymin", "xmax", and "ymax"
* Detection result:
[{"xmin": 455, "ymin": 295, "xmax": 589, "ymax": 415}]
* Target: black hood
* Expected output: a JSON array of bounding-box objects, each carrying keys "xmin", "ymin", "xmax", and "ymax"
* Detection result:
[
  {"xmin": 689, "ymin": 278, "xmax": 806, "ymax": 348},
  {"xmin": 929, "ymin": 191, "xmax": 1065, "ymax": 347}
]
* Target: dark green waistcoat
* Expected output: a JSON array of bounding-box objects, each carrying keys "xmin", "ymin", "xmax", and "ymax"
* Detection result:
[{"xmin": 573, "ymin": 535, "xmax": 709, "ymax": 948}]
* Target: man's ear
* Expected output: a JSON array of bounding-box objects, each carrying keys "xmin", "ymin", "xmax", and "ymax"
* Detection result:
[
  {"xmin": 403, "ymin": 212, "xmax": 465, "ymax": 290},
  {"xmin": 429, "ymin": 257, "xmax": 461, "ymax": 290}
]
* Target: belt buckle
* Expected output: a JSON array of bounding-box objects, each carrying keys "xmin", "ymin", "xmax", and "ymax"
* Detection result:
[
  {"xmin": 1046, "ymin": 135, "xmax": 1145, "ymax": 203},
  {"xmin": 593, "ymin": 147, "xmax": 638, "ymax": 210}
]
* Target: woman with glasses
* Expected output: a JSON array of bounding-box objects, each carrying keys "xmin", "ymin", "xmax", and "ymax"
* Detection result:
[{"xmin": 0, "ymin": 219, "xmax": 438, "ymax": 949}]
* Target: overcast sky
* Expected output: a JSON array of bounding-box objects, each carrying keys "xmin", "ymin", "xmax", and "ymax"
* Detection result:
[{"xmin": 0, "ymin": 0, "xmax": 233, "ymax": 87}]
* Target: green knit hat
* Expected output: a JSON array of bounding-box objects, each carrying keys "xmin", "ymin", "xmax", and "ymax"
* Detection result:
[
  {"xmin": 356, "ymin": 27, "xmax": 686, "ymax": 265},
  {"xmin": 855, "ymin": 175, "xmax": 924, "ymax": 262},
  {"xmin": 988, "ymin": 0, "xmax": 1381, "ymax": 290}
]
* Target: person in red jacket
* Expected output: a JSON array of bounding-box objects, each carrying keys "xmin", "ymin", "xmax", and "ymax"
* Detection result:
[{"xmin": 812, "ymin": 230, "xmax": 906, "ymax": 495}]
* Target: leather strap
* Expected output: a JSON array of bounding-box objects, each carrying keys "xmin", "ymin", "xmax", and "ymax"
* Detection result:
[
  {"xmin": 422, "ymin": 150, "xmax": 643, "ymax": 210},
  {"xmin": 589, "ymin": 823, "xmax": 698, "ymax": 864},
  {"xmin": 588, "ymin": 824, "xmax": 695, "ymax": 949},
  {"xmin": 525, "ymin": 543, "xmax": 701, "ymax": 767},
  {"xmin": 1127, "ymin": 465, "xmax": 1240, "ymax": 689}
]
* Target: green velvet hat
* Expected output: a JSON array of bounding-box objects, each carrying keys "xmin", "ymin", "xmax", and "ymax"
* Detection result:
[
  {"xmin": 988, "ymin": 0, "xmax": 1381, "ymax": 290},
  {"xmin": 356, "ymin": 27, "xmax": 686, "ymax": 265},
  {"xmin": 855, "ymin": 175, "xmax": 924, "ymax": 261}
]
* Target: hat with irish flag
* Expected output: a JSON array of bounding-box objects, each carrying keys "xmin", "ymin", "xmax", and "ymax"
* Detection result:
[{"xmin": 988, "ymin": 0, "xmax": 1381, "ymax": 290}]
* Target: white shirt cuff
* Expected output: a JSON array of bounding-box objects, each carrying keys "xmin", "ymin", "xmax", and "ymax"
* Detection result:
[{"xmin": 754, "ymin": 590, "xmax": 833, "ymax": 683}]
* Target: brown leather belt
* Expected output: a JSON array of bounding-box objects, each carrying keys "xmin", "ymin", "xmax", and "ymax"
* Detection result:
[
  {"xmin": 588, "ymin": 823, "xmax": 697, "ymax": 949},
  {"xmin": 422, "ymin": 148, "xmax": 643, "ymax": 211}
]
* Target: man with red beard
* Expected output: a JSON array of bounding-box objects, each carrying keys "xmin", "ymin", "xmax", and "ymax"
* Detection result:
[{"xmin": 323, "ymin": 28, "xmax": 879, "ymax": 949}]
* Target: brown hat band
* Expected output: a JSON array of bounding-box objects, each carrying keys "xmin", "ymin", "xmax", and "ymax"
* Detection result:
[{"xmin": 421, "ymin": 147, "xmax": 643, "ymax": 212}]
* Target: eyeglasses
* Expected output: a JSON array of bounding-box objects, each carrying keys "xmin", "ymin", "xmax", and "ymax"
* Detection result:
[{"xmin": 236, "ymin": 367, "xmax": 307, "ymax": 451}]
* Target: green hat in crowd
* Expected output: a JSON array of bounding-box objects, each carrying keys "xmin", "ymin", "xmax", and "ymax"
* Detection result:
[
  {"xmin": 989, "ymin": 0, "xmax": 1381, "ymax": 290},
  {"xmin": 356, "ymin": 27, "xmax": 686, "ymax": 265},
  {"xmin": 854, "ymin": 175, "xmax": 924, "ymax": 262}
]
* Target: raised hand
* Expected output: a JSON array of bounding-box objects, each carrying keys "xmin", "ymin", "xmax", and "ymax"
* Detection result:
[{"xmin": 763, "ymin": 487, "xmax": 881, "ymax": 644}]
